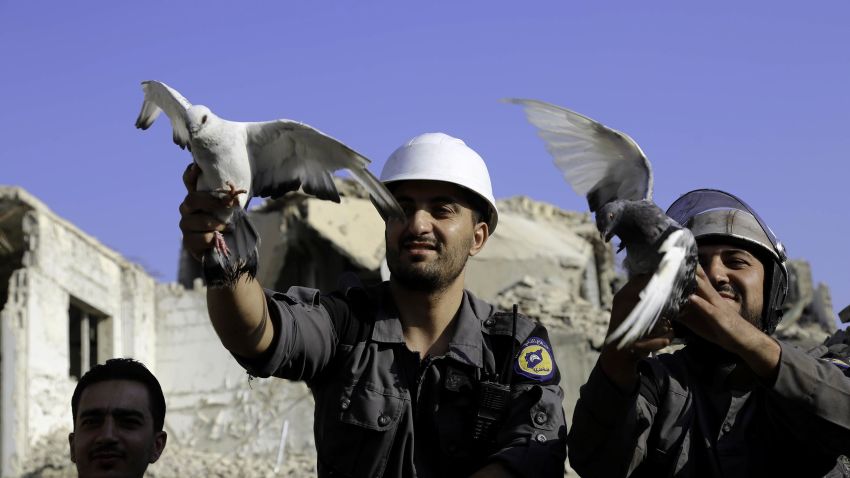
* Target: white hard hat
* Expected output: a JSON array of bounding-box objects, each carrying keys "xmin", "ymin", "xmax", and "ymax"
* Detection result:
[{"xmin": 380, "ymin": 132, "xmax": 499, "ymax": 232}]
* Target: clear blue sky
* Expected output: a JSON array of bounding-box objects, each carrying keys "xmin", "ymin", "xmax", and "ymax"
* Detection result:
[{"xmin": 2, "ymin": 1, "xmax": 848, "ymax": 320}]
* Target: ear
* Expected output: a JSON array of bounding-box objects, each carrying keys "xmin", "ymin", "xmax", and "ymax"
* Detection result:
[
  {"xmin": 68, "ymin": 432, "xmax": 76, "ymax": 463},
  {"xmin": 468, "ymin": 221, "xmax": 489, "ymax": 257},
  {"xmin": 149, "ymin": 431, "xmax": 168, "ymax": 463}
]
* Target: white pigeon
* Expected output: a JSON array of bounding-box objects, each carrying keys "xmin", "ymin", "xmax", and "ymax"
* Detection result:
[
  {"xmin": 136, "ymin": 80, "xmax": 404, "ymax": 288},
  {"xmin": 508, "ymin": 98, "xmax": 697, "ymax": 349}
]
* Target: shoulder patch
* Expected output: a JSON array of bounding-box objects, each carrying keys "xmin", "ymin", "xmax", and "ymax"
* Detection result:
[
  {"xmin": 514, "ymin": 336, "xmax": 555, "ymax": 381},
  {"xmin": 824, "ymin": 357, "xmax": 850, "ymax": 371}
]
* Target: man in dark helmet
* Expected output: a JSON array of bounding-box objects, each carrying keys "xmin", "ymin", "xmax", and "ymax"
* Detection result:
[{"xmin": 568, "ymin": 189, "xmax": 850, "ymax": 477}]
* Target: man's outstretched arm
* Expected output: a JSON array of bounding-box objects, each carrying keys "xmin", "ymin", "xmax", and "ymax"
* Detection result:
[{"xmin": 178, "ymin": 164, "xmax": 274, "ymax": 358}]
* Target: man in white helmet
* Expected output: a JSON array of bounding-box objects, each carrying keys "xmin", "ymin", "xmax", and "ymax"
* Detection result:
[
  {"xmin": 178, "ymin": 132, "xmax": 567, "ymax": 477},
  {"xmin": 568, "ymin": 189, "xmax": 850, "ymax": 477}
]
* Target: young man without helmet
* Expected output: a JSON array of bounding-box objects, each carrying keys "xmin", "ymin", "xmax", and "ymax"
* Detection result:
[
  {"xmin": 568, "ymin": 189, "xmax": 850, "ymax": 478},
  {"xmin": 69, "ymin": 358, "xmax": 167, "ymax": 478}
]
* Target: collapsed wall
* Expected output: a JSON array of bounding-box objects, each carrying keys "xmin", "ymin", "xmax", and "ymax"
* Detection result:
[
  {"xmin": 775, "ymin": 260, "xmax": 839, "ymax": 348},
  {"xmin": 154, "ymin": 283, "xmax": 318, "ymax": 462},
  {"xmin": 0, "ymin": 186, "xmax": 158, "ymax": 477}
]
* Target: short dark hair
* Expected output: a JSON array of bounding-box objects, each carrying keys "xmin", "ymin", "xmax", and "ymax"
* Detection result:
[
  {"xmin": 459, "ymin": 187, "xmax": 490, "ymax": 228},
  {"xmin": 71, "ymin": 358, "xmax": 166, "ymax": 431}
]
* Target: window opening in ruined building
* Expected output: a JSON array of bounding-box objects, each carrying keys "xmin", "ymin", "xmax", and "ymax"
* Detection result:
[
  {"xmin": 68, "ymin": 300, "xmax": 111, "ymax": 379},
  {"xmin": 0, "ymin": 201, "xmax": 28, "ymax": 315}
]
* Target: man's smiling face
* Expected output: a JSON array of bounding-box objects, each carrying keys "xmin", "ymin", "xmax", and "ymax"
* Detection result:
[
  {"xmin": 384, "ymin": 180, "xmax": 487, "ymax": 292},
  {"xmin": 697, "ymin": 242, "xmax": 765, "ymax": 326},
  {"xmin": 69, "ymin": 380, "xmax": 166, "ymax": 478}
]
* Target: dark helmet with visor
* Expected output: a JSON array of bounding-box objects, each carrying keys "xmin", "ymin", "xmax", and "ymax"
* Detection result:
[{"xmin": 666, "ymin": 189, "xmax": 789, "ymax": 334}]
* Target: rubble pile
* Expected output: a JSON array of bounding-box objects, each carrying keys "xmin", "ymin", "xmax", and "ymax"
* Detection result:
[
  {"xmin": 776, "ymin": 260, "xmax": 839, "ymax": 349},
  {"xmin": 497, "ymin": 196, "xmax": 592, "ymax": 227},
  {"xmin": 490, "ymin": 196, "xmax": 620, "ymax": 311},
  {"xmin": 494, "ymin": 275, "xmax": 610, "ymax": 349}
]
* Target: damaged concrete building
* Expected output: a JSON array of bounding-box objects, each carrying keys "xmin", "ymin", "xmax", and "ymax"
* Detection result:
[
  {"xmin": 0, "ymin": 187, "xmax": 158, "ymax": 477},
  {"xmin": 0, "ymin": 183, "xmax": 841, "ymax": 477}
]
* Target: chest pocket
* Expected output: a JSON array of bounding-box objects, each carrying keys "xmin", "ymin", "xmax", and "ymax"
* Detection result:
[{"xmin": 316, "ymin": 381, "xmax": 407, "ymax": 478}]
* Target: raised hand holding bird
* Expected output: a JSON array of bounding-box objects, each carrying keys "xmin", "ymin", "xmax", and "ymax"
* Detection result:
[
  {"xmin": 136, "ymin": 80, "xmax": 404, "ymax": 288},
  {"xmin": 508, "ymin": 98, "xmax": 697, "ymax": 349}
]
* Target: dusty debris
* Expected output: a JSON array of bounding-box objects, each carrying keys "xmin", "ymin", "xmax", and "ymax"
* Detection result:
[
  {"xmin": 494, "ymin": 275, "xmax": 610, "ymax": 350},
  {"xmin": 776, "ymin": 260, "xmax": 839, "ymax": 349}
]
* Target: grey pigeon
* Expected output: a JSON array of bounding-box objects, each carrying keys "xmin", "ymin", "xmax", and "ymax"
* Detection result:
[
  {"xmin": 508, "ymin": 98, "xmax": 697, "ymax": 349},
  {"xmin": 136, "ymin": 80, "xmax": 404, "ymax": 288}
]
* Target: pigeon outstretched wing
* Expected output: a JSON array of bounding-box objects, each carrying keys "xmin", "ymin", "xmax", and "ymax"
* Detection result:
[
  {"xmin": 506, "ymin": 98, "xmax": 653, "ymax": 211},
  {"xmin": 135, "ymin": 80, "xmax": 193, "ymax": 149},
  {"xmin": 245, "ymin": 120, "xmax": 404, "ymax": 220},
  {"xmin": 510, "ymin": 98, "xmax": 696, "ymax": 349},
  {"xmin": 137, "ymin": 80, "xmax": 404, "ymax": 288}
]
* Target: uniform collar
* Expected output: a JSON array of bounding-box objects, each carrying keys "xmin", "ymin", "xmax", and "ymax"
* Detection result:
[
  {"xmin": 371, "ymin": 283, "xmax": 405, "ymax": 343},
  {"xmin": 443, "ymin": 292, "xmax": 484, "ymax": 368},
  {"xmin": 682, "ymin": 341, "xmax": 752, "ymax": 391},
  {"xmin": 371, "ymin": 285, "xmax": 484, "ymax": 368}
]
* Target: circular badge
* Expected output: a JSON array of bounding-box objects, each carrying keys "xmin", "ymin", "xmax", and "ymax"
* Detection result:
[{"xmin": 514, "ymin": 337, "xmax": 555, "ymax": 381}]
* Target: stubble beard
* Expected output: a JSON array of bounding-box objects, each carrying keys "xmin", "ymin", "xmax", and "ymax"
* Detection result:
[
  {"xmin": 684, "ymin": 283, "xmax": 764, "ymax": 366},
  {"xmin": 741, "ymin": 306, "xmax": 763, "ymax": 329},
  {"xmin": 386, "ymin": 237, "xmax": 471, "ymax": 293},
  {"xmin": 716, "ymin": 283, "xmax": 763, "ymax": 328}
]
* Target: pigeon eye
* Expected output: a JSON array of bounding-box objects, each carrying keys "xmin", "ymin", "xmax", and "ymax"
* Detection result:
[
  {"xmin": 202, "ymin": 115, "xmax": 208, "ymax": 124},
  {"xmin": 608, "ymin": 212, "xmax": 614, "ymax": 220}
]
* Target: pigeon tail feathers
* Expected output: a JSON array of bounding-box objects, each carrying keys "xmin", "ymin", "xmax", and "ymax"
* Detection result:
[
  {"xmin": 606, "ymin": 228, "xmax": 694, "ymax": 349},
  {"xmin": 202, "ymin": 208, "xmax": 260, "ymax": 289}
]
